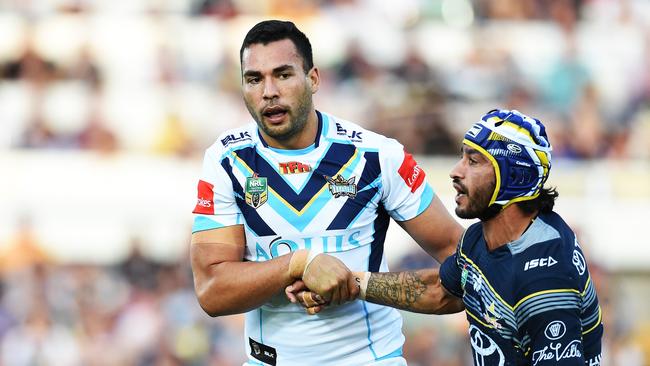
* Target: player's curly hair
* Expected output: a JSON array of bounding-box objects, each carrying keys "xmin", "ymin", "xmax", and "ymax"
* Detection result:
[
  {"xmin": 240, "ymin": 20, "xmax": 314, "ymax": 73},
  {"xmin": 517, "ymin": 187, "xmax": 559, "ymax": 214}
]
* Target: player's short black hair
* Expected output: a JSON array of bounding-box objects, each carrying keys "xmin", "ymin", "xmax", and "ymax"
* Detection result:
[
  {"xmin": 517, "ymin": 187, "xmax": 558, "ymax": 214},
  {"xmin": 240, "ymin": 20, "xmax": 314, "ymax": 73}
]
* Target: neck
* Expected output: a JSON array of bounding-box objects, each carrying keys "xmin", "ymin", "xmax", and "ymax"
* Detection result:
[
  {"xmin": 263, "ymin": 109, "xmax": 319, "ymax": 150},
  {"xmin": 482, "ymin": 205, "xmax": 538, "ymax": 251}
]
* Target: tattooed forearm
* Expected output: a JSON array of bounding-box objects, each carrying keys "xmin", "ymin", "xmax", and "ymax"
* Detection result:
[
  {"xmin": 362, "ymin": 269, "xmax": 464, "ymax": 314},
  {"xmin": 365, "ymin": 271, "xmax": 428, "ymax": 311}
]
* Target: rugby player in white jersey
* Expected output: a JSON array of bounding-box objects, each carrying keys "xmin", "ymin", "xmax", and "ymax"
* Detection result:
[{"xmin": 190, "ymin": 20, "xmax": 463, "ymax": 365}]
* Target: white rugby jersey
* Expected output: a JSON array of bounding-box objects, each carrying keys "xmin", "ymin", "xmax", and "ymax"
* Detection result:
[{"xmin": 192, "ymin": 111, "xmax": 435, "ymax": 366}]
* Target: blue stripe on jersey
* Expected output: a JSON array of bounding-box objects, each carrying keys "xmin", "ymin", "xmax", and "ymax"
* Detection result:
[
  {"xmin": 369, "ymin": 204, "xmax": 390, "ymax": 272},
  {"xmin": 583, "ymin": 306, "xmax": 601, "ymax": 326},
  {"xmin": 259, "ymin": 308, "xmax": 264, "ymax": 343},
  {"xmin": 319, "ymin": 111, "xmax": 329, "ymax": 138},
  {"xmin": 315, "ymin": 110, "xmax": 324, "ymax": 147},
  {"xmin": 229, "ymin": 144, "xmax": 363, "ymax": 232},
  {"xmin": 266, "ymin": 143, "xmax": 316, "ymax": 156},
  {"xmin": 515, "ymin": 291, "xmax": 580, "ymax": 314},
  {"xmin": 327, "ymin": 187, "xmax": 380, "ymax": 230},
  {"xmin": 221, "ymin": 158, "xmax": 276, "ymax": 237},
  {"xmin": 192, "ymin": 215, "xmax": 227, "ymax": 233},
  {"xmin": 582, "ymin": 278, "xmax": 597, "ymax": 309},
  {"xmin": 377, "ymin": 347, "xmax": 403, "ymax": 361},
  {"xmin": 340, "ymin": 187, "xmax": 382, "ymax": 232},
  {"xmin": 515, "ymin": 292, "xmax": 581, "ymax": 326},
  {"xmin": 362, "ymin": 301, "xmax": 379, "ymax": 360},
  {"xmin": 233, "ymin": 143, "xmax": 356, "ymax": 212},
  {"xmin": 357, "ymin": 152, "xmax": 380, "ymax": 191},
  {"xmin": 327, "ymin": 151, "xmax": 381, "ymax": 230},
  {"xmin": 417, "ymin": 183, "xmax": 434, "ymax": 215},
  {"xmin": 273, "ymin": 139, "xmax": 339, "ymax": 194},
  {"xmin": 266, "ymin": 187, "xmax": 332, "ymax": 232}
]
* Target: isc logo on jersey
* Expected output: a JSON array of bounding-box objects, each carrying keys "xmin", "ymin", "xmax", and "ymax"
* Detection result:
[{"xmin": 524, "ymin": 256, "xmax": 557, "ymax": 271}]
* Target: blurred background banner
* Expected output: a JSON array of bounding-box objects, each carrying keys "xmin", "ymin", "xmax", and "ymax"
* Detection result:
[{"xmin": 0, "ymin": 0, "xmax": 649, "ymax": 365}]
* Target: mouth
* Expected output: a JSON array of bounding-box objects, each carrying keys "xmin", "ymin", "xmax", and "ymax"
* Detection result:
[
  {"xmin": 453, "ymin": 182, "xmax": 467, "ymax": 204},
  {"xmin": 262, "ymin": 105, "xmax": 289, "ymax": 125}
]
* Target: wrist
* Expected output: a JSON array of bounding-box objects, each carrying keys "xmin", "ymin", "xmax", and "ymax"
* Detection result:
[
  {"xmin": 288, "ymin": 249, "xmax": 309, "ymax": 279},
  {"xmin": 355, "ymin": 272, "xmax": 370, "ymax": 300},
  {"xmin": 303, "ymin": 250, "xmax": 321, "ymax": 276}
]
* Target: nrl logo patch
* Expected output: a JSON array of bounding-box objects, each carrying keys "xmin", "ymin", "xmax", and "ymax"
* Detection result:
[
  {"xmin": 325, "ymin": 174, "xmax": 357, "ymax": 199},
  {"xmin": 460, "ymin": 264, "xmax": 469, "ymax": 290},
  {"xmin": 245, "ymin": 173, "xmax": 268, "ymax": 208}
]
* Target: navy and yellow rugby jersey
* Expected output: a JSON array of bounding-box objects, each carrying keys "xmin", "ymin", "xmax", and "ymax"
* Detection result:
[
  {"xmin": 440, "ymin": 211, "xmax": 603, "ymax": 366},
  {"xmin": 192, "ymin": 111, "xmax": 434, "ymax": 366}
]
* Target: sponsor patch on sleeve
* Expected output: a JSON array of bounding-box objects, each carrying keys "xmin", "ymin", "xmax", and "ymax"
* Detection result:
[
  {"xmin": 193, "ymin": 179, "xmax": 215, "ymax": 215},
  {"xmin": 398, "ymin": 151, "xmax": 426, "ymax": 193},
  {"xmin": 249, "ymin": 338, "xmax": 277, "ymax": 365}
]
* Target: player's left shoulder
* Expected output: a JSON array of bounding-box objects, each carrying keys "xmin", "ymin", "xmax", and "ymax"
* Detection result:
[
  {"xmin": 322, "ymin": 112, "xmax": 399, "ymax": 150},
  {"xmin": 512, "ymin": 212, "xmax": 582, "ymax": 278},
  {"xmin": 536, "ymin": 211, "xmax": 590, "ymax": 274}
]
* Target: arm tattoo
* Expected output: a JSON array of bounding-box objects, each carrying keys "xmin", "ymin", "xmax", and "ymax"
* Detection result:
[{"xmin": 365, "ymin": 272, "xmax": 427, "ymax": 310}]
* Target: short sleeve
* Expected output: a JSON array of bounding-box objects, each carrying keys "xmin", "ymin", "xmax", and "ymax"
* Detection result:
[
  {"xmin": 192, "ymin": 148, "xmax": 242, "ymax": 233},
  {"xmin": 439, "ymin": 252, "xmax": 463, "ymax": 298},
  {"xmin": 380, "ymin": 143, "xmax": 434, "ymax": 221}
]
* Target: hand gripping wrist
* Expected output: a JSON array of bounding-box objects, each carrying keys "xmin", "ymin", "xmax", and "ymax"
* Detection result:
[
  {"xmin": 288, "ymin": 249, "xmax": 309, "ymax": 279},
  {"xmin": 288, "ymin": 250, "xmax": 323, "ymax": 279}
]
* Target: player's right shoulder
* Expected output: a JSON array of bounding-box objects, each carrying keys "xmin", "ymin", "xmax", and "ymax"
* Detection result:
[{"xmin": 205, "ymin": 123, "xmax": 258, "ymax": 159}]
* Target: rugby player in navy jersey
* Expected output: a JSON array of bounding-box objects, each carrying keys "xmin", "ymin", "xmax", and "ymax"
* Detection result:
[{"xmin": 293, "ymin": 109, "xmax": 603, "ymax": 365}]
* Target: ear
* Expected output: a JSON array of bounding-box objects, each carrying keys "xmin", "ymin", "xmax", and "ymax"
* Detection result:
[{"xmin": 307, "ymin": 67, "xmax": 320, "ymax": 94}]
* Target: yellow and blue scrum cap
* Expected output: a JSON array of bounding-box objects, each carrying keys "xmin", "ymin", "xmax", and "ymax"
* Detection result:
[{"xmin": 463, "ymin": 109, "xmax": 552, "ymax": 209}]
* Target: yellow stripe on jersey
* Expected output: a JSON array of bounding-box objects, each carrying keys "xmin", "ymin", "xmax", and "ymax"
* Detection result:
[
  {"xmin": 269, "ymin": 185, "xmax": 328, "ymax": 215},
  {"xmin": 466, "ymin": 308, "xmax": 495, "ymax": 329},
  {"xmin": 459, "ymin": 251, "xmax": 514, "ymax": 310},
  {"xmin": 513, "ymin": 288, "xmax": 581, "ymax": 310},
  {"xmin": 582, "ymin": 306, "xmax": 602, "ymax": 335},
  {"xmin": 582, "ymin": 275, "xmax": 592, "ymax": 296}
]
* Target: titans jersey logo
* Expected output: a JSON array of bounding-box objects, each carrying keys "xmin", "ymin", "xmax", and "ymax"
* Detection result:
[{"xmin": 326, "ymin": 175, "xmax": 357, "ymax": 199}]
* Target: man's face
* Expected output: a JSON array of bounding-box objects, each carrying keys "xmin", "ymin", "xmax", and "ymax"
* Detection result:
[
  {"xmin": 241, "ymin": 39, "xmax": 319, "ymax": 143},
  {"xmin": 449, "ymin": 144, "xmax": 496, "ymax": 219}
]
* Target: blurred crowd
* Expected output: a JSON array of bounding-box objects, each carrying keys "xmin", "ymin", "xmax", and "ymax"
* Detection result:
[
  {"xmin": 0, "ymin": 223, "xmax": 246, "ymax": 366},
  {"xmin": 2, "ymin": 0, "xmax": 650, "ymax": 365},
  {"xmin": 1, "ymin": 0, "xmax": 650, "ymax": 159},
  {"xmin": 0, "ymin": 220, "xmax": 648, "ymax": 365}
]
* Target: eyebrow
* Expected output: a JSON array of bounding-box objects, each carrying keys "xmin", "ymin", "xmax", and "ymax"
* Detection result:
[
  {"xmin": 243, "ymin": 64, "xmax": 295, "ymax": 78},
  {"xmin": 462, "ymin": 146, "xmax": 480, "ymax": 155}
]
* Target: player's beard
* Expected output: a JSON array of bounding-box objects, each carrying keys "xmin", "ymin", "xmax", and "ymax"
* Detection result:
[
  {"xmin": 248, "ymin": 87, "xmax": 313, "ymax": 142},
  {"xmin": 455, "ymin": 178, "xmax": 496, "ymax": 220}
]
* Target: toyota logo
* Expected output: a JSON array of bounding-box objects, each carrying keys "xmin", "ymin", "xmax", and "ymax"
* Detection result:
[{"xmin": 469, "ymin": 325, "xmax": 505, "ymax": 366}]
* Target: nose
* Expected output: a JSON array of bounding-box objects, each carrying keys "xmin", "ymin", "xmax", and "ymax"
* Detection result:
[
  {"xmin": 262, "ymin": 77, "xmax": 279, "ymax": 100},
  {"xmin": 449, "ymin": 159, "xmax": 463, "ymax": 180}
]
